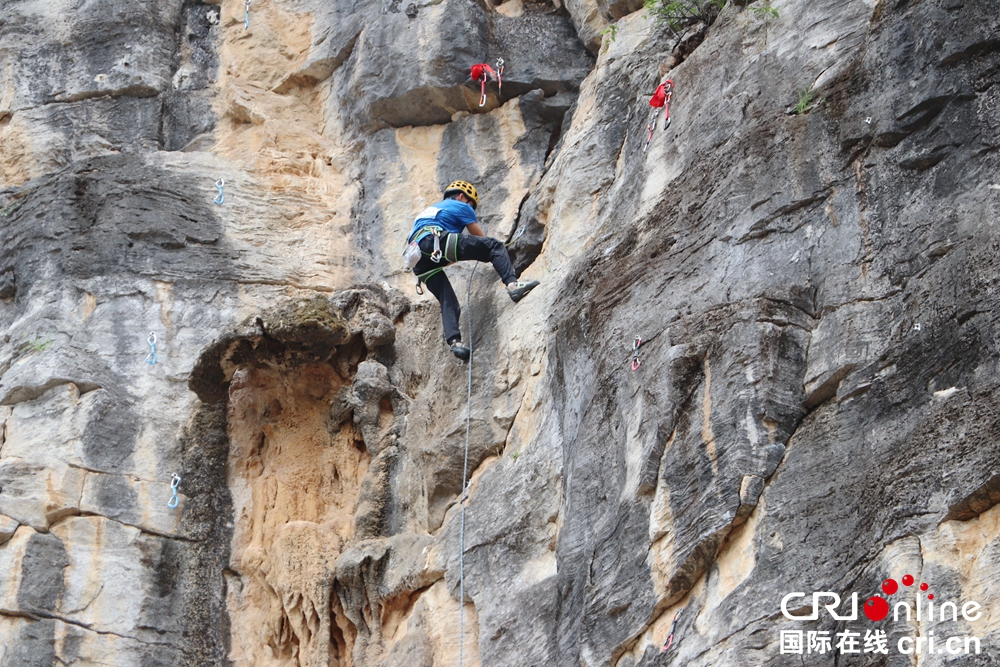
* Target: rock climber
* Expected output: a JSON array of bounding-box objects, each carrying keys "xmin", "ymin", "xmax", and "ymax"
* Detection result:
[{"xmin": 407, "ymin": 180, "xmax": 539, "ymax": 361}]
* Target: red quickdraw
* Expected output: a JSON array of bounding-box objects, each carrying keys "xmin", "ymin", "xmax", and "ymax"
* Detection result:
[
  {"xmin": 660, "ymin": 609, "xmax": 683, "ymax": 652},
  {"xmin": 660, "ymin": 79, "xmax": 673, "ymax": 130},
  {"xmin": 471, "ymin": 59, "xmax": 504, "ymax": 107},
  {"xmin": 643, "ymin": 79, "xmax": 674, "ymax": 153},
  {"xmin": 631, "ymin": 336, "xmax": 642, "ymax": 371}
]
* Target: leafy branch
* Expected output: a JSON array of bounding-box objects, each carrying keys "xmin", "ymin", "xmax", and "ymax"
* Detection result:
[{"xmin": 643, "ymin": 0, "xmax": 728, "ymax": 35}]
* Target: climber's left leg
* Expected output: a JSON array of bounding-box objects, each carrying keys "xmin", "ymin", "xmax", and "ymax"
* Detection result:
[{"xmin": 455, "ymin": 234, "xmax": 517, "ymax": 285}]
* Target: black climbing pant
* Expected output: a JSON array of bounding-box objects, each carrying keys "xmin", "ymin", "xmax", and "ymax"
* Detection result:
[{"xmin": 413, "ymin": 233, "xmax": 518, "ymax": 344}]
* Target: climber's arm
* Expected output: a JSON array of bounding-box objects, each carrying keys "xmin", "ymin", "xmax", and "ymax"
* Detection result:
[{"xmin": 465, "ymin": 223, "xmax": 485, "ymax": 237}]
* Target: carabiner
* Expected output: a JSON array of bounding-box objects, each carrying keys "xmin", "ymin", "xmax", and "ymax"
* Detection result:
[
  {"xmin": 631, "ymin": 336, "xmax": 642, "ymax": 371},
  {"xmin": 145, "ymin": 332, "xmax": 157, "ymax": 365},
  {"xmin": 167, "ymin": 473, "xmax": 181, "ymax": 508}
]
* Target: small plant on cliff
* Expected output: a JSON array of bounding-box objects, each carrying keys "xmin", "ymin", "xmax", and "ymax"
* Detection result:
[
  {"xmin": 511, "ymin": 451, "xmax": 520, "ymax": 461},
  {"xmin": 795, "ymin": 87, "xmax": 814, "ymax": 115},
  {"xmin": 600, "ymin": 23, "xmax": 619, "ymax": 54},
  {"xmin": 749, "ymin": 0, "xmax": 778, "ymax": 19},
  {"xmin": 25, "ymin": 335, "xmax": 54, "ymax": 353},
  {"xmin": 750, "ymin": 0, "xmax": 778, "ymax": 46},
  {"xmin": 644, "ymin": 0, "xmax": 727, "ymax": 34}
]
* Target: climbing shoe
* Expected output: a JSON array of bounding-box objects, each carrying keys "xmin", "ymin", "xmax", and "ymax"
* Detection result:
[
  {"xmin": 451, "ymin": 342, "xmax": 471, "ymax": 361},
  {"xmin": 507, "ymin": 280, "xmax": 540, "ymax": 303}
]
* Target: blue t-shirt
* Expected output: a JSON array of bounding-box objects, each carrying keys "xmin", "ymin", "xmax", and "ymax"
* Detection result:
[{"xmin": 407, "ymin": 199, "xmax": 477, "ymax": 242}]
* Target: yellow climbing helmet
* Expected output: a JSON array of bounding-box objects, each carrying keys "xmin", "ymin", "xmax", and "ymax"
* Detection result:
[{"xmin": 444, "ymin": 180, "xmax": 478, "ymax": 209}]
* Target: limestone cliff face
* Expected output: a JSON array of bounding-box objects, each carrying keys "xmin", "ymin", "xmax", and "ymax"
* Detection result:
[{"xmin": 1, "ymin": 0, "xmax": 999, "ymax": 666}]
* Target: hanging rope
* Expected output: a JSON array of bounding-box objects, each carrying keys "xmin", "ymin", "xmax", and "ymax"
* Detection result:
[
  {"xmin": 214, "ymin": 178, "xmax": 225, "ymax": 205},
  {"xmin": 458, "ymin": 262, "xmax": 478, "ymax": 667},
  {"xmin": 244, "ymin": 0, "xmax": 251, "ymax": 30},
  {"xmin": 146, "ymin": 333, "xmax": 157, "ymax": 365},
  {"xmin": 167, "ymin": 473, "xmax": 181, "ymax": 508}
]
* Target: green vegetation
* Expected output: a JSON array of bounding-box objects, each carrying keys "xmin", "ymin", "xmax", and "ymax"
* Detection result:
[
  {"xmin": 643, "ymin": 0, "xmax": 727, "ymax": 34},
  {"xmin": 751, "ymin": 1, "xmax": 779, "ymax": 47},
  {"xmin": 795, "ymin": 87, "xmax": 814, "ymax": 115},
  {"xmin": 600, "ymin": 23, "xmax": 619, "ymax": 54},
  {"xmin": 750, "ymin": 0, "xmax": 779, "ymax": 19},
  {"xmin": 25, "ymin": 335, "xmax": 55, "ymax": 353},
  {"xmin": 511, "ymin": 451, "xmax": 520, "ymax": 461}
]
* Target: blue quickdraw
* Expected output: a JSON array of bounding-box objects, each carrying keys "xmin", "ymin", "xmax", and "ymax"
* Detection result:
[
  {"xmin": 167, "ymin": 473, "xmax": 181, "ymax": 508},
  {"xmin": 214, "ymin": 178, "xmax": 225, "ymax": 205},
  {"xmin": 146, "ymin": 333, "xmax": 157, "ymax": 365},
  {"xmin": 505, "ymin": 226, "xmax": 525, "ymax": 248},
  {"xmin": 244, "ymin": 0, "xmax": 251, "ymax": 29}
]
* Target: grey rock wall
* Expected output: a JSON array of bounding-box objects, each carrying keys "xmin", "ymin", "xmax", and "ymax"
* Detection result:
[
  {"xmin": 0, "ymin": 0, "xmax": 219, "ymax": 178},
  {"xmin": 1, "ymin": 0, "xmax": 999, "ymax": 666},
  {"xmin": 507, "ymin": 1, "xmax": 1000, "ymax": 666}
]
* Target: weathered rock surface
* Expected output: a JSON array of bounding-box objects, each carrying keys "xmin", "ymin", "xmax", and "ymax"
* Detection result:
[{"xmin": 2, "ymin": 0, "xmax": 999, "ymax": 666}]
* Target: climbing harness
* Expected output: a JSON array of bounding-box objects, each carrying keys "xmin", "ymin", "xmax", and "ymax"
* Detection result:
[
  {"xmin": 213, "ymin": 178, "xmax": 225, "ymax": 205},
  {"xmin": 458, "ymin": 262, "xmax": 478, "ymax": 667},
  {"xmin": 244, "ymin": 0, "xmax": 251, "ymax": 30},
  {"xmin": 660, "ymin": 609, "xmax": 683, "ymax": 652},
  {"xmin": 471, "ymin": 58, "xmax": 504, "ymax": 107},
  {"xmin": 443, "ymin": 233, "xmax": 459, "ymax": 263},
  {"xmin": 146, "ymin": 333, "xmax": 157, "ymax": 365},
  {"xmin": 167, "ymin": 473, "xmax": 181, "ymax": 509},
  {"xmin": 411, "ymin": 228, "xmax": 460, "ymax": 294},
  {"xmin": 643, "ymin": 79, "xmax": 674, "ymax": 153},
  {"xmin": 413, "ymin": 266, "xmax": 446, "ymax": 295}
]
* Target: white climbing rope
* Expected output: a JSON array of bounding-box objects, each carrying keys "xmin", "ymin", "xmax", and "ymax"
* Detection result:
[{"xmin": 458, "ymin": 262, "xmax": 477, "ymax": 667}]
